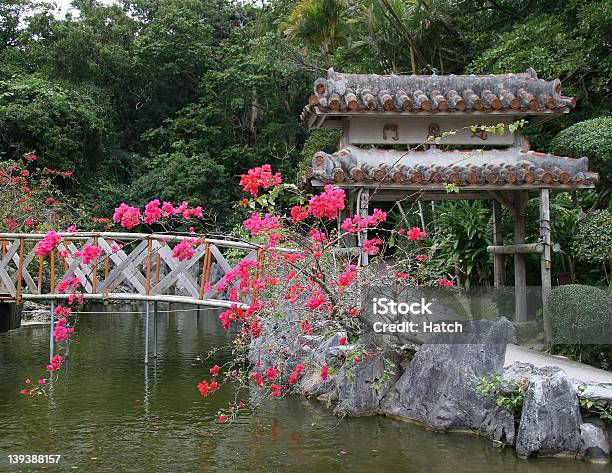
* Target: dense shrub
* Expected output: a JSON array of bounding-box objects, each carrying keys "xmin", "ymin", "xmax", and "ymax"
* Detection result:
[
  {"xmin": 572, "ymin": 210, "xmax": 612, "ymax": 264},
  {"xmin": 548, "ymin": 284, "xmax": 612, "ymax": 345},
  {"xmin": 551, "ymin": 117, "xmax": 612, "ymax": 186}
]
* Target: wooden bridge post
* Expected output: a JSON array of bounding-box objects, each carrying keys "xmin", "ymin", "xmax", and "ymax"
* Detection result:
[
  {"xmin": 15, "ymin": 237, "xmax": 25, "ymax": 305},
  {"xmin": 153, "ymin": 301, "xmax": 158, "ymax": 358},
  {"xmin": 144, "ymin": 302, "xmax": 150, "ymax": 364},
  {"xmin": 49, "ymin": 300, "xmax": 55, "ymax": 363}
]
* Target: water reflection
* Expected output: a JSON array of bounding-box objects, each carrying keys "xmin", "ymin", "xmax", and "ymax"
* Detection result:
[{"xmin": 0, "ymin": 304, "xmax": 608, "ymax": 472}]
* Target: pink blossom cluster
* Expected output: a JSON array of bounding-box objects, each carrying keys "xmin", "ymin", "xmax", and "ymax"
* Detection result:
[
  {"xmin": 341, "ymin": 208, "xmax": 387, "ymax": 233},
  {"xmin": 47, "ymin": 354, "xmax": 64, "ymax": 371},
  {"xmin": 75, "ymin": 243, "xmax": 102, "ymax": 264},
  {"xmin": 243, "ymin": 212, "xmax": 279, "ymax": 236},
  {"xmin": 53, "ymin": 317, "xmax": 74, "ymax": 342},
  {"xmin": 144, "ymin": 199, "xmax": 162, "ymax": 224},
  {"xmin": 217, "ymin": 259, "xmax": 257, "ymax": 292},
  {"xmin": 363, "ymin": 238, "xmax": 383, "ymax": 255},
  {"xmin": 239, "ymin": 164, "xmax": 282, "ymax": 197},
  {"xmin": 34, "ymin": 231, "xmax": 61, "ymax": 257},
  {"xmin": 305, "ymin": 290, "xmax": 327, "ymax": 310},
  {"xmin": 290, "ymin": 206, "xmax": 308, "ymax": 223},
  {"xmin": 307, "ymin": 185, "xmax": 345, "ymax": 219},
  {"xmin": 337, "ymin": 265, "xmax": 357, "ymax": 288},
  {"xmin": 57, "ymin": 277, "xmax": 81, "ymax": 294},
  {"xmin": 399, "ymin": 226, "xmax": 427, "ymax": 241},
  {"xmin": 113, "ymin": 203, "xmax": 141, "ymax": 229},
  {"xmin": 172, "ymin": 238, "xmax": 199, "ymax": 261}
]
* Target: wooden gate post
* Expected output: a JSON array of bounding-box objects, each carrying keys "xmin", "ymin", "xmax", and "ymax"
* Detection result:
[
  {"xmin": 492, "ymin": 200, "xmax": 505, "ymax": 288},
  {"xmin": 539, "ymin": 188, "xmax": 552, "ymax": 342},
  {"xmin": 514, "ymin": 192, "xmax": 529, "ymax": 323}
]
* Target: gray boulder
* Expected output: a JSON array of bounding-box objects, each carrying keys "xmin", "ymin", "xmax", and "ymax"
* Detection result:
[
  {"xmin": 515, "ymin": 367, "xmax": 583, "ymax": 457},
  {"xmin": 334, "ymin": 350, "xmax": 401, "ymax": 416},
  {"xmin": 578, "ymin": 383, "xmax": 612, "ymax": 408},
  {"xmin": 382, "ymin": 318, "xmax": 514, "ymax": 430},
  {"xmin": 479, "ymin": 406, "xmax": 516, "ymax": 447},
  {"xmin": 580, "ymin": 423, "xmax": 609, "ymax": 463}
]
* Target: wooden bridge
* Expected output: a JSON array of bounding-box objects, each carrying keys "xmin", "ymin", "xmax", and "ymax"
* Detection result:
[
  {"xmin": 0, "ymin": 232, "xmax": 276, "ymax": 362},
  {"xmin": 0, "ymin": 232, "xmax": 268, "ymax": 307}
]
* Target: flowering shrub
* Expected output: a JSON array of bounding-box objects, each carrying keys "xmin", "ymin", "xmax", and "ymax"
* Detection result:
[{"xmin": 18, "ymin": 161, "xmax": 456, "ymax": 425}]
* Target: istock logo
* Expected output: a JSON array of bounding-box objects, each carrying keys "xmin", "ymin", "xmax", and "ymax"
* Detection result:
[{"xmin": 372, "ymin": 297, "xmax": 433, "ymax": 315}]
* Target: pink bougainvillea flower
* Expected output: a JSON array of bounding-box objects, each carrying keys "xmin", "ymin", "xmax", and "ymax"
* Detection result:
[
  {"xmin": 266, "ymin": 366, "xmax": 279, "ymax": 381},
  {"xmin": 113, "ymin": 203, "xmax": 141, "ymax": 229},
  {"xmin": 290, "ymin": 206, "xmax": 308, "ymax": 223},
  {"xmin": 210, "ymin": 365, "xmax": 220, "ymax": 377},
  {"xmin": 308, "ymin": 185, "xmax": 345, "ymax": 219},
  {"xmin": 406, "ymin": 227, "xmax": 427, "ymax": 241},
  {"xmin": 24, "ymin": 218, "xmax": 33, "ymax": 226},
  {"xmin": 197, "ymin": 380, "xmax": 210, "ymax": 396},
  {"xmin": 38, "ymin": 379, "xmax": 46, "ymax": 385},
  {"xmin": 339, "ymin": 337, "xmax": 347, "ymax": 346},
  {"xmin": 306, "ymin": 290, "xmax": 327, "ymax": 311},
  {"xmin": 337, "ymin": 265, "xmax": 357, "ymax": 288},
  {"xmin": 300, "ymin": 319, "xmax": 313, "ymax": 335},
  {"xmin": 363, "ymin": 238, "xmax": 383, "ymax": 255},
  {"xmin": 394, "ymin": 272, "xmax": 410, "ymax": 279},
  {"xmin": 34, "ymin": 231, "xmax": 61, "ymax": 257},
  {"xmin": 66, "ymin": 225, "xmax": 77, "ymax": 233},
  {"xmin": 439, "ymin": 278, "xmax": 455, "ymax": 287},
  {"xmin": 239, "ymin": 164, "xmax": 282, "ymax": 196},
  {"xmin": 20, "ymin": 389, "xmax": 28, "ymax": 395},
  {"xmin": 143, "ymin": 199, "xmax": 162, "ymax": 224},
  {"xmin": 270, "ymin": 383, "xmax": 282, "ymax": 397},
  {"xmin": 320, "ymin": 365, "xmax": 329, "ymax": 381},
  {"xmin": 416, "ymin": 254, "xmax": 429, "ymax": 262},
  {"xmin": 217, "ymin": 414, "xmax": 227, "ymax": 423},
  {"xmin": 56, "ymin": 277, "xmax": 81, "ymax": 294},
  {"xmin": 75, "ymin": 243, "xmax": 101, "ymax": 264},
  {"xmin": 172, "ymin": 238, "xmax": 198, "ymax": 261},
  {"xmin": 243, "ymin": 212, "xmax": 279, "ymax": 236}
]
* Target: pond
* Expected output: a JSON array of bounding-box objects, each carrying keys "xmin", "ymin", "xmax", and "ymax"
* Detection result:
[{"xmin": 0, "ymin": 305, "xmax": 608, "ymax": 473}]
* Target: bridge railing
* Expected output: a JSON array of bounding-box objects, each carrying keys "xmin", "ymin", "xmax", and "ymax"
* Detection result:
[{"xmin": 0, "ymin": 232, "xmax": 280, "ymax": 308}]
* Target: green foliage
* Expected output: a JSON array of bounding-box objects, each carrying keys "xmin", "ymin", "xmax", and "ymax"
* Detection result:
[
  {"xmin": 551, "ymin": 117, "xmax": 612, "ymax": 187},
  {"xmin": 548, "ymin": 284, "xmax": 612, "ymax": 345},
  {"xmin": 0, "ymin": 74, "xmax": 112, "ymax": 174},
  {"xmin": 578, "ymin": 388, "xmax": 612, "ymax": 423},
  {"xmin": 476, "ymin": 374, "xmax": 527, "ymax": 414},
  {"xmin": 429, "ymin": 201, "xmax": 492, "ymax": 288},
  {"xmin": 572, "ymin": 210, "xmax": 612, "ymax": 265}
]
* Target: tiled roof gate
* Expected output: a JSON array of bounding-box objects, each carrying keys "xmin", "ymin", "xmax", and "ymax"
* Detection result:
[{"xmin": 299, "ymin": 68, "xmax": 600, "ymax": 342}]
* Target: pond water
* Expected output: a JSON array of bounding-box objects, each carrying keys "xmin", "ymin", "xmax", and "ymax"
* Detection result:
[{"xmin": 0, "ymin": 305, "xmax": 609, "ymax": 473}]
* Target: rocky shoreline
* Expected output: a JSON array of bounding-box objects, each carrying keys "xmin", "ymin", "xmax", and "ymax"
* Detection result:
[{"xmin": 249, "ymin": 313, "xmax": 611, "ymax": 464}]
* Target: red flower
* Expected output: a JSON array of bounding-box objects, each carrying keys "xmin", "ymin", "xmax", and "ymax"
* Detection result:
[
  {"xmin": 320, "ymin": 365, "xmax": 329, "ymax": 381},
  {"xmin": 290, "ymin": 206, "xmax": 308, "ymax": 223},
  {"xmin": 20, "ymin": 389, "xmax": 28, "ymax": 395},
  {"xmin": 217, "ymin": 414, "xmax": 227, "ymax": 423},
  {"xmin": 339, "ymin": 337, "xmax": 347, "ymax": 346},
  {"xmin": 266, "ymin": 366, "xmax": 279, "ymax": 381},
  {"xmin": 210, "ymin": 365, "xmax": 220, "ymax": 377},
  {"xmin": 406, "ymin": 227, "xmax": 426, "ymax": 241},
  {"xmin": 270, "ymin": 384, "xmax": 282, "ymax": 397},
  {"xmin": 439, "ymin": 278, "xmax": 454, "ymax": 287}
]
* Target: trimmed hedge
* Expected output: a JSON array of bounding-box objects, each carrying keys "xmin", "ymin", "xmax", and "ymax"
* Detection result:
[
  {"xmin": 548, "ymin": 284, "xmax": 612, "ymax": 344},
  {"xmin": 550, "ymin": 116, "xmax": 612, "ymax": 186},
  {"xmin": 572, "ymin": 210, "xmax": 612, "ymax": 264}
]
